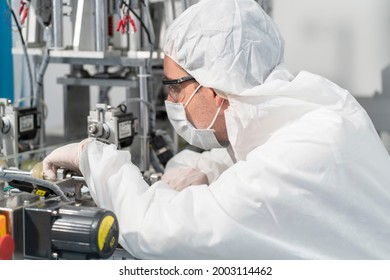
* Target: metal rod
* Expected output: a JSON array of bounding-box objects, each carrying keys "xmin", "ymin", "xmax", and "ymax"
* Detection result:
[
  {"xmin": 52, "ymin": 0, "xmax": 63, "ymax": 49},
  {"xmin": 138, "ymin": 66, "xmax": 149, "ymax": 171},
  {"xmin": 95, "ymin": 0, "xmax": 107, "ymax": 52}
]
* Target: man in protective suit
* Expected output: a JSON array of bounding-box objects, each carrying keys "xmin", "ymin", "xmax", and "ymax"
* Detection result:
[{"xmin": 44, "ymin": 0, "xmax": 390, "ymax": 259}]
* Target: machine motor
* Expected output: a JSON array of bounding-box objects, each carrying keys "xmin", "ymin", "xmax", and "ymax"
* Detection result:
[{"xmin": 24, "ymin": 199, "xmax": 119, "ymax": 260}]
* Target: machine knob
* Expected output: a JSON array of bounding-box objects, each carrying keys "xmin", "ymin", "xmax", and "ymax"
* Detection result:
[
  {"xmin": 0, "ymin": 117, "xmax": 10, "ymax": 134},
  {"xmin": 0, "ymin": 235, "xmax": 14, "ymax": 260},
  {"xmin": 88, "ymin": 124, "xmax": 99, "ymax": 135},
  {"xmin": 0, "ymin": 214, "xmax": 14, "ymax": 260}
]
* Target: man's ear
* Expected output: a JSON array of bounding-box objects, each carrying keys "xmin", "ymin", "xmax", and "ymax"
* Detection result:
[{"xmin": 212, "ymin": 89, "xmax": 225, "ymax": 106}]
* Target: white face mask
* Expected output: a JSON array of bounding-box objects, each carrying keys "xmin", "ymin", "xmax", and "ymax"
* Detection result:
[{"xmin": 165, "ymin": 84, "xmax": 225, "ymax": 150}]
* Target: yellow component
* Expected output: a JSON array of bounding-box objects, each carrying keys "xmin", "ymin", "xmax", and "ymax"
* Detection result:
[
  {"xmin": 20, "ymin": 159, "xmax": 40, "ymax": 172},
  {"xmin": 98, "ymin": 215, "xmax": 115, "ymax": 251},
  {"xmin": 35, "ymin": 189, "xmax": 47, "ymax": 197},
  {"xmin": 0, "ymin": 215, "xmax": 6, "ymax": 237},
  {"xmin": 31, "ymin": 161, "xmax": 44, "ymax": 179}
]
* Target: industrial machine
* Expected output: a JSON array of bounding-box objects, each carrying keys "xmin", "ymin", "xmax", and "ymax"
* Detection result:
[
  {"xmin": 0, "ymin": 155, "xmax": 167, "ymax": 260},
  {"xmin": 88, "ymin": 103, "xmax": 138, "ymax": 149},
  {"xmin": 0, "ymin": 163, "xmax": 120, "ymax": 260},
  {"xmin": 0, "ymin": 98, "xmax": 42, "ymax": 168}
]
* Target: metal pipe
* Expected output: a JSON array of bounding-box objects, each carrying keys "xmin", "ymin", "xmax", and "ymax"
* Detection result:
[
  {"xmin": 138, "ymin": 66, "xmax": 150, "ymax": 171},
  {"xmin": 72, "ymin": 0, "xmax": 84, "ymax": 50},
  {"xmin": 181, "ymin": 0, "xmax": 188, "ymax": 10},
  {"xmin": 52, "ymin": 0, "xmax": 63, "ymax": 49},
  {"xmin": 95, "ymin": 0, "xmax": 107, "ymax": 52}
]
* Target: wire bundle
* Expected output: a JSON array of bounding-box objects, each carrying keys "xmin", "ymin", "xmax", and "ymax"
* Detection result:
[
  {"xmin": 116, "ymin": 1, "xmax": 137, "ymax": 34},
  {"xmin": 18, "ymin": 0, "xmax": 29, "ymax": 25}
]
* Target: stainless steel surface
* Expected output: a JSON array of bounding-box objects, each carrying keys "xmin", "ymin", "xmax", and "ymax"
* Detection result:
[
  {"xmin": 0, "ymin": 168, "xmax": 31, "ymax": 176},
  {"xmin": 95, "ymin": 0, "xmax": 107, "ymax": 52},
  {"xmin": 25, "ymin": 1, "xmax": 44, "ymax": 47},
  {"xmin": 139, "ymin": 66, "xmax": 150, "ymax": 172},
  {"xmin": 57, "ymin": 77, "xmax": 138, "ymax": 87},
  {"xmin": 52, "ymin": 0, "xmax": 64, "ymax": 49},
  {"xmin": 49, "ymin": 53, "xmax": 163, "ymax": 66},
  {"xmin": 72, "ymin": 0, "xmax": 84, "ymax": 49}
]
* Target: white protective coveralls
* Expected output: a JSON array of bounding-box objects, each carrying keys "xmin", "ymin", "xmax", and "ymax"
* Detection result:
[{"xmin": 79, "ymin": 0, "xmax": 390, "ymax": 259}]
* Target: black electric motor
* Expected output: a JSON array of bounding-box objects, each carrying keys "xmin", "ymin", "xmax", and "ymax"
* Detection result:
[{"xmin": 24, "ymin": 199, "xmax": 119, "ymax": 260}]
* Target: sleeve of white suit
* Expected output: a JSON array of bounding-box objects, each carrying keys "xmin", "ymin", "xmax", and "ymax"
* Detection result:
[
  {"xmin": 164, "ymin": 148, "xmax": 234, "ymax": 183},
  {"xmin": 80, "ymin": 141, "xmax": 235, "ymax": 259},
  {"xmin": 79, "ymin": 139, "xmax": 318, "ymax": 260},
  {"xmin": 79, "ymin": 140, "xmax": 264, "ymax": 259}
]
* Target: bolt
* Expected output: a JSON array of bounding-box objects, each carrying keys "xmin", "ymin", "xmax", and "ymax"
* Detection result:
[{"xmin": 88, "ymin": 124, "xmax": 98, "ymax": 135}]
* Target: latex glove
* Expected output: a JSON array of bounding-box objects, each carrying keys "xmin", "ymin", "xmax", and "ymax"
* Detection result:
[
  {"xmin": 43, "ymin": 139, "xmax": 91, "ymax": 180},
  {"xmin": 161, "ymin": 167, "xmax": 209, "ymax": 191}
]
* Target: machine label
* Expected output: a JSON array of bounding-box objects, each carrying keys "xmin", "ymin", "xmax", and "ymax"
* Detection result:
[
  {"xmin": 35, "ymin": 189, "xmax": 47, "ymax": 196},
  {"xmin": 19, "ymin": 114, "xmax": 34, "ymax": 132},
  {"xmin": 118, "ymin": 121, "xmax": 132, "ymax": 139}
]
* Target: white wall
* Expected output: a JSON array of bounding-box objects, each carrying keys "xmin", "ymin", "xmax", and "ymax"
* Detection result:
[{"xmin": 273, "ymin": 0, "xmax": 390, "ymax": 97}]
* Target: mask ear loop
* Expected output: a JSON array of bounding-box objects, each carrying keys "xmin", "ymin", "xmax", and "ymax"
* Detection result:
[
  {"xmin": 207, "ymin": 99, "xmax": 225, "ymax": 129},
  {"xmin": 184, "ymin": 84, "xmax": 202, "ymax": 108}
]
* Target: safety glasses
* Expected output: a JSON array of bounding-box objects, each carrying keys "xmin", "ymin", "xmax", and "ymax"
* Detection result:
[
  {"xmin": 162, "ymin": 75, "xmax": 196, "ymax": 102},
  {"xmin": 162, "ymin": 75, "xmax": 195, "ymax": 85}
]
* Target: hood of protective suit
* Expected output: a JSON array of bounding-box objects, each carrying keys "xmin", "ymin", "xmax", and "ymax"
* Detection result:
[{"xmin": 163, "ymin": 0, "xmax": 284, "ymax": 96}]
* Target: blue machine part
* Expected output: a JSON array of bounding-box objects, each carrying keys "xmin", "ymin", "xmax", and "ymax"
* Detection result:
[{"xmin": 0, "ymin": 1, "xmax": 14, "ymax": 101}]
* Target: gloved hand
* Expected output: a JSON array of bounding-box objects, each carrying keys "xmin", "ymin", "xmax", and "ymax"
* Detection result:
[
  {"xmin": 161, "ymin": 167, "xmax": 209, "ymax": 191},
  {"xmin": 43, "ymin": 139, "xmax": 91, "ymax": 180}
]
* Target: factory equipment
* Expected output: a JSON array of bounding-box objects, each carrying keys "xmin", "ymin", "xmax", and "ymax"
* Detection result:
[
  {"xmin": 0, "ymin": 163, "xmax": 120, "ymax": 260},
  {"xmin": 88, "ymin": 103, "xmax": 138, "ymax": 149},
  {"xmin": 24, "ymin": 201, "xmax": 119, "ymax": 260},
  {"xmin": 0, "ymin": 193, "xmax": 119, "ymax": 260},
  {"xmin": 0, "ymin": 98, "xmax": 42, "ymax": 168},
  {"xmin": 8, "ymin": 0, "xmax": 163, "ymax": 170}
]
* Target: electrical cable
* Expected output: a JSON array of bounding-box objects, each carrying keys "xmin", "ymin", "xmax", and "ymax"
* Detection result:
[
  {"xmin": 7, "ymin": 2, "xmax": 34, "ymax": 107},
  {"xmin": 0, "ymin": 170, "xmax": 70, "ymax": 202},
  {"xmin": 34, "ymin": 47, "xmax": 50, "ymax": 108},
  {"xmin": 122, "ymin": 2, "xmax": 152, "ymax": 45}
]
